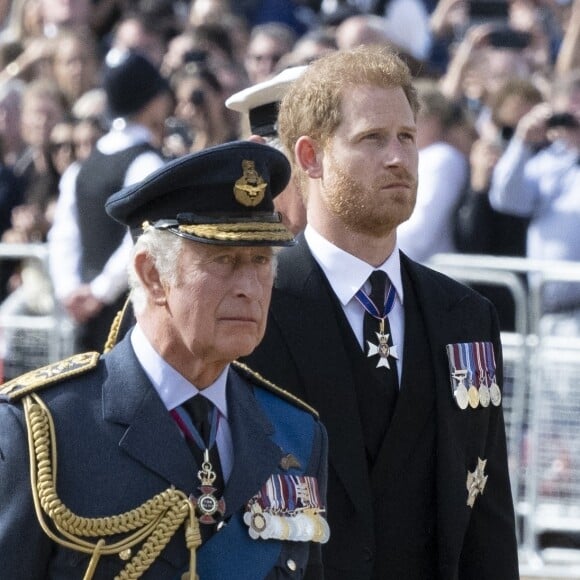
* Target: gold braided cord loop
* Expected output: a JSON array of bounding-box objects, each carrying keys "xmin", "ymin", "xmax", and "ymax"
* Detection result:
[
  {"xmin": 23, "ymin": 394, "xmax": 199, "ymax": 580},
  {"xmin": 115, "ymin": 501, "xmax": 191, "ymax": 580},
  {"xmin": 178, "ymin": 222, "xmax": 294, "ymax": 242},
  {"xmin": 185, "ymin": 504, "xmax": 202, "ymax": 580},
  {"xmin": 103, "ymin": 296, "xmax": 132, "ymax": 354}
]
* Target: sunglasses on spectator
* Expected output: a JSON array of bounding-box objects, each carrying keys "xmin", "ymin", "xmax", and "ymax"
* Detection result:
[
  {"xmin": 190, "ymin": 89, "xmax": 206, "ymax": 107},
  {"xmin": 247, "ymin": 53, "xmax": 283, "ymax": 65}
]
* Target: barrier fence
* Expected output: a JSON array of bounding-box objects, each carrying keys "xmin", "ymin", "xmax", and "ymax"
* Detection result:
[
  {"xmin": 0, "ymin": 243, "xmax": 75, "ymax": 382},
  {"xmin": 429, "ymin": 253, "xmax": 580, "ymax": 579}
]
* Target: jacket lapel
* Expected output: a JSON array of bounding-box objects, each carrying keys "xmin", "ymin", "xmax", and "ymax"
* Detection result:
[
  {"xmin": 271, "ymin": 239, "xmax": 372, "ymax": 520},
  {"xmin": 102, "ymin": 334, "xmax": 197, "ymax": 493},
  {"xmin": 370, "ymin": 257, "xmax": 437, "ymax": 494}
]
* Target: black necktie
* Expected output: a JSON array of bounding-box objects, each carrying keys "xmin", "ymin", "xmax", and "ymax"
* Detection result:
[
  {"xmin": 362, "ymin": 270, "xmax": 399, "ymax": 462},
  {"xmin": 183, "ymin": 395, "xmax": 225, "ymax": 499}
]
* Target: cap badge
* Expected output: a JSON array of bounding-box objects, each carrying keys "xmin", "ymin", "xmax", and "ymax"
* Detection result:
[{"xmin": 234, "ymin": 160, "xmax": 267, "ymax": 207}]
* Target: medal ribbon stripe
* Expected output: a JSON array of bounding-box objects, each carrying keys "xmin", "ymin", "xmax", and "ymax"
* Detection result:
[
  {"xmin": 484, "ymin": 341, "xmax": 497, "ymax": 382},
  {"xmin": 484, "ymin": 341, "xmax": 502, "ymax": 406},
  {"xmin": 289, "ymin": 474, "xmax": 320, "ymax": 509},
  {"xmin": 475, "ymin": 342, "xmax": 491, "ymax": 407},
  {"xmin": 460, "ymin": 343, "xmax": 474, "ymax": 389},
  {"xmin": 455, "ymin": 343, "xmax": 464, "ymax": 376},
  {"xmin": 447, "ymin": 343, "xmax": 462, "ymax": 378},
  {"xmin": 474, "ymin": 343, "xmax": 483, "ymax": 386},
  {"xmin": 258, "ymin": 475, "xmax": 323, "ymax": 513}
]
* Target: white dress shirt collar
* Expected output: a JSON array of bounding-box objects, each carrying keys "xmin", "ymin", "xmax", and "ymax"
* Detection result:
[
  {"xmin": 130, "ymin": 324, "xmax": 229, "ymax": 419},
  {"xmin": 304, "ymin": 224, "xmax": 404, "ymax": 304}
]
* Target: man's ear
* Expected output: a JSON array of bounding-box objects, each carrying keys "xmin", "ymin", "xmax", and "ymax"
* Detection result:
[
  {"xmin": 295, "ymin": 136, "xmax": 323, "ymax": 178},
  {"xmin": 134, "ymin": 252, "xmax": 167, "ymax": 306}
]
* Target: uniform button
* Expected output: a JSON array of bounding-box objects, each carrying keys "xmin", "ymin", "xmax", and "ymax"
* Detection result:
[
  {"xmin": 363, "ymin": 547, "xmax": 374, "ymax": 561},
  {"xmin": 286, "ymin": 559, "xmax": 297, "ymax": 572}
]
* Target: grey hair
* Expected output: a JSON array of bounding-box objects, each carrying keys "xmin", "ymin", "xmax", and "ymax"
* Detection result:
[
  {"xmin": 128, "ymin": 228, "xmax": 183, "ymax": 314},
  {"xmin": 128, "ymin": 228, "xmax": 282, "ymax": 314},
  {"xmin": 263, "ymin": 134, "xmax": 283, "ymax": 153}
]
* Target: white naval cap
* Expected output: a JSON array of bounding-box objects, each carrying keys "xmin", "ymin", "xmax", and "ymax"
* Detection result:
[{"xmin": 225, "ymin": 65, "xmax": 308, "ymax": 137}]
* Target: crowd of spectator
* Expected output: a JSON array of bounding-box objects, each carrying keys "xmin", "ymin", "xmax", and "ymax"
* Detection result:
[{"xmin": 0, "ymin": 0, "xmax": 579, "ymax": 360}]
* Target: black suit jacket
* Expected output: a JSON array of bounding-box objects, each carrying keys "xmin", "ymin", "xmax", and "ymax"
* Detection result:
[{"xmin": 244, "ymin": 237, "xmax": 519, "ymax": 580}]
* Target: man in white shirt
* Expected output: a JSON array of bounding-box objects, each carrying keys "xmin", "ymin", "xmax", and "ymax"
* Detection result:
[
  {"xmin": 244, "ymin": 45, "xmax": 518, "ymax": 580},
  {"xmin": 489, "ymin": 70, "xmax": 580, "ymax": 331},
  {"xmin": 48, "ymin": 50, "xmax": 173, "ymax": 352}
]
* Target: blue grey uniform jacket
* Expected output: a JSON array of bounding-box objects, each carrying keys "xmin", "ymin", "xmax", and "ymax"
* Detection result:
[{"xmin": 0, "ymin": 331, "xmax": 328, "ymax": 579}]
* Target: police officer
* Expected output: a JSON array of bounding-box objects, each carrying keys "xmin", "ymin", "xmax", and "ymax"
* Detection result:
[{"xmin": 0, "ymin": 141, "xmax": 328, "ymax": 580}]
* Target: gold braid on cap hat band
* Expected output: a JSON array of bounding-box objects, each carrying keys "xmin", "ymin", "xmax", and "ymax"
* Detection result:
[
  {"xmin": 178, "ymin": 222, "xmax": 294, "ymax": 242},
  {"xmin": 23, "ymin": 393, "xmax": 201, "ymax": 580}
]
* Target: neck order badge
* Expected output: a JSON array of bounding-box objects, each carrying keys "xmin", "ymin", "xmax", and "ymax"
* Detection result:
[
  {"xmin": 356, "ymin": 271, "xmax": 399, "ymax": 370},
  {"xmin": 171, "ymin": 396, "xmax": 226, "ymax": 526}
]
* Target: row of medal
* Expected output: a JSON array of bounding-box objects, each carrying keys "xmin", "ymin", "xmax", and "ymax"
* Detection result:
[
  {"xmin": 244, "ymin": 474, "xmax": 330, "ymax": 544},
  {"xmin": 244, "ymin": 504, "xmax": 330, "ymax": 543},
  {"xmin": 454, "ymin": 379, "xmax": 501, "ymax": 410},
  {"xmin": 446, "ymin": 341, "xmax": 502, "ymax": 410}
]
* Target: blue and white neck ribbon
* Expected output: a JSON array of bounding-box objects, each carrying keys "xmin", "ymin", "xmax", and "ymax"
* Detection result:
[
  {"xmin": 355, "ymin": 281, "xmax": 399, "ymax": 369},
  {"xmin": 355, "ymin": 282, "xmax": 397, "ymax": 321}
]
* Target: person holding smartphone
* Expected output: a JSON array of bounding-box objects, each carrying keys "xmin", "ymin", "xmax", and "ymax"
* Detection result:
[{"xmin": 489, "ymin": 70, "xmax": 580, "ymax": 334}]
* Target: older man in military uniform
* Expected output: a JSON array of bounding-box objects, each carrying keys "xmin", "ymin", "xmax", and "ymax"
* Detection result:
[{"xmin": 0, "ymin": 141, "xmax": 328, "ymax": 579}]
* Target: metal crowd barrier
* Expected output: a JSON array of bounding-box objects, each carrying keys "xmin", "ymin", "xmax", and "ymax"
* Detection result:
[
  {"xmin": 0, "ymin": 243, "xmax": 75, "ymax": 382},
  {"xmin": 428, "ymin": 253, "xmax": 580, "ymax": 579}
]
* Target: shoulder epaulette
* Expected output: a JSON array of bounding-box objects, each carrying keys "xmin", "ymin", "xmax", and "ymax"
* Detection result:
[
  {"xmin": 233, "ymin": 360, "xmax": 319, "ymax": 418},
  {"xmin": 0, "ymin": 352, "xmax": 100, "ymax": 402}
]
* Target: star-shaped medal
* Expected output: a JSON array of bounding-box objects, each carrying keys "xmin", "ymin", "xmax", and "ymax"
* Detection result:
[
  {"xmin": 367, "ymin": 332, "xmax": 399, "ymax": 369},
  {"xmin": 466, "ymin": 457, "xmax": 488, "ymax": 508}
]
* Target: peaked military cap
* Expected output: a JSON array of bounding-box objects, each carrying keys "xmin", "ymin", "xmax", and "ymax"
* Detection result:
[
  {"xmin": 105, "ymin": 140, "xmax": 295, "ymax": 246},
  {"xmin": 225, "ymin": 66, "xmax": 308, "ymax": 137}
]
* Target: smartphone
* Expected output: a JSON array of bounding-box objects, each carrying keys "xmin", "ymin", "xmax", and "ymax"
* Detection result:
[
  {"xmin": 488, "ymin": 28, "xmax": 532, "ymax": 49},
  {"xmin": 468, "ymin": 0, "xmax": 509, "ymax": 20},
  {"xmin": 546, "ymin": 112, "xmax": 579, "ymax": 129},
  {"xmin": 183, "ymin": 50, "xmax": 208, "ymax": 65},
  {"xmin": 164, "ymin": 117, "xmax": 194, "ymax": 146}
]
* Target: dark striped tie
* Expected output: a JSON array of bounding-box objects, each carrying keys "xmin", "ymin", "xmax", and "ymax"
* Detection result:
[{"xmin": 362, "ymin": 270, "xmax": 399, "ymax": 462}]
